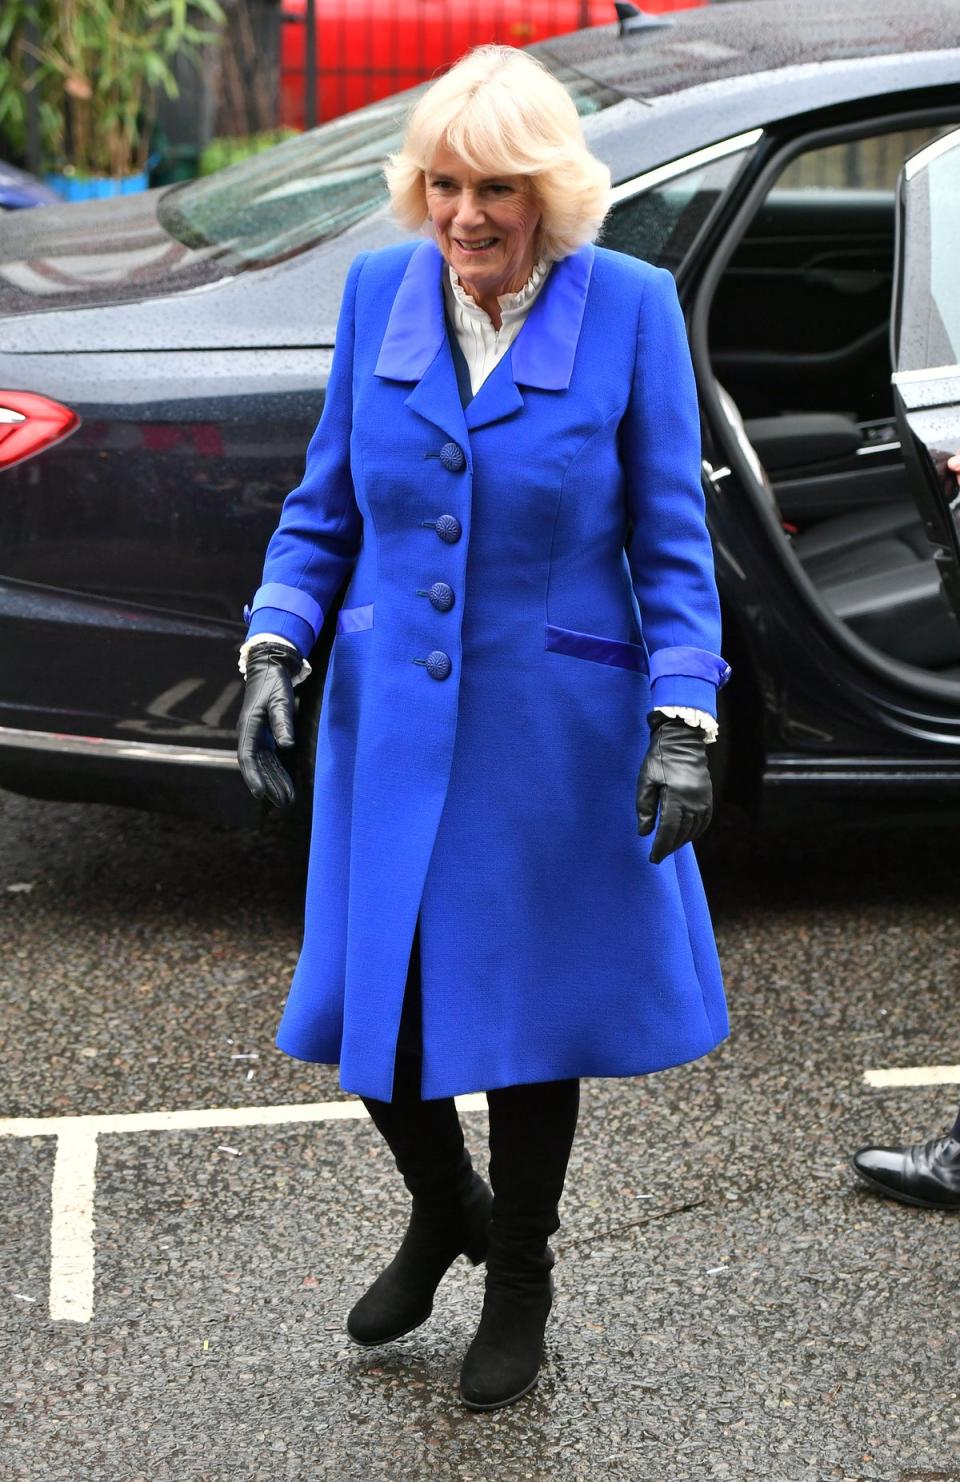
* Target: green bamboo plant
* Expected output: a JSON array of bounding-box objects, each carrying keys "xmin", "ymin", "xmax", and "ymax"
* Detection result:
[
  {"xmin": 1, "ymin": 0, "xmax": 225, "ymax": 179},
  {"xmin": 0, "ymin": 2, "xmax": 61, "ymax": 166}
]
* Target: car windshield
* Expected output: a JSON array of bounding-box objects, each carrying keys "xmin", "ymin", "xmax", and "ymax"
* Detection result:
[{"xmin": 158, "ymin": 60, "xmax": 623, "ymax": 267}]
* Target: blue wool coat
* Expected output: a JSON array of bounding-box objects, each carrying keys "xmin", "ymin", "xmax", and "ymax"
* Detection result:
[{"xmin": 246, "ymin": 238, "xmax": 731, "ymax": 1101}]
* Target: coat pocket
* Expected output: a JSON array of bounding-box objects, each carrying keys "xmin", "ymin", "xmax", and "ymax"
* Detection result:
[
  {"xmin": 336, "ymin": 604, "xmax": 374, "ymax": 635},
  {"xmin": 544, "ymin": 622, "xmax": 648, "ymax": 674}
]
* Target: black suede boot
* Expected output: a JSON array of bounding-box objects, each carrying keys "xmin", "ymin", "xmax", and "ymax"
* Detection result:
[
  {"xmin": 459, "ymin": 1079, "xmax": 579, "ymax": 1411},
  {"xmin": 347, "ymin": 1093, "xmax": 493, "ymax": 1346}
]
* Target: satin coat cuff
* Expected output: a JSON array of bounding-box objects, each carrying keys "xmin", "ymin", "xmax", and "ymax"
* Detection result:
[
  {"xmin": 648, "ymin": 645, "xmax": 731, "ymax": 716},
  {"xmin": 243, "ymin": 582, "xmax": 322, "ymax": 656}
]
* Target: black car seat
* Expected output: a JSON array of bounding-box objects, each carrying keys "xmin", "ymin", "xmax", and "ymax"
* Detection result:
[{"xmin": 714, "ymin": 383, "xmax": 960, "ymax": 671}]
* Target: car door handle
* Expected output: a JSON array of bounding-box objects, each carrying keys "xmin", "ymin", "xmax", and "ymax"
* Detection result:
[
  {"xmin": 801, "ymin": 267, "xmax": 888, "ymax": 295},
  {"xmin": 703, "ymin": 459, "xmax": 731, "ymax": 485}
]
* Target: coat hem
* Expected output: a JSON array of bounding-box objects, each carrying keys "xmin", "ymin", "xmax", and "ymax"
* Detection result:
[{"xmin": 276, "ymin": 1030, "xmax": 731, "ymax": 1101}]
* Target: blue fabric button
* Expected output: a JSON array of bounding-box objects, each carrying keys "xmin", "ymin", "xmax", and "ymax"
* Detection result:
[
  {"xmin": 428, "ymin": 581, "xmax": 455, "ymax": 612},
  {"xmin": 439, "ymin": 441, "xmax": 465, "ymax": 472},
  {"xmin": 242, "ymin": 604, "xmax": 252, "ymax": 623},
  {"xmin": 425, "ymin": 650, "xmax": 452, "ymax": 681},
  {"xmin": 435, "ymin": 514, "xmax": 462, "ymax": 544}
]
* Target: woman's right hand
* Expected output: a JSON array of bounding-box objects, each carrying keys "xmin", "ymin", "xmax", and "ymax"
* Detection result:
[{"xmin": 236, "ymin": 641, "xmax": 302, "ymax": 808}]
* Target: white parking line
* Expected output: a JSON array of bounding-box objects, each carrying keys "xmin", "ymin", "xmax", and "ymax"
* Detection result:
[
  {"xmin": 863, "ymin": 1065, "xmax": 960, "ymax": 1088},
  {"xmin": 49, "ymin": 1125, "xmax": 97, "ymax": 1323},
  {"xmin": 0, "ymin": 1094, "xmax": 488, "ymax": 1324}
]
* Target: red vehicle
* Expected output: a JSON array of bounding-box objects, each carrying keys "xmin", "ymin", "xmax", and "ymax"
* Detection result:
[{"xmin": 280, "ymin": 0, "xmax": 706, "ymax": 127}]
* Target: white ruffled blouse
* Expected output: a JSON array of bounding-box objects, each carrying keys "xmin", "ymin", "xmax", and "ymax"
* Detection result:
[{"xmin": 442, "ymin": 255, "xmax": 551, "ymax": 396}]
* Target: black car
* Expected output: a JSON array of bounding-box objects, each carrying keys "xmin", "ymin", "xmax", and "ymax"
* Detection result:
[{"xmin": 1, "ymin": 0, "xmax": 959, "ymax": 826}]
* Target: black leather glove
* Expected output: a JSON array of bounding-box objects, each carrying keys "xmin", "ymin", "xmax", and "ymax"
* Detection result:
[
  {"xmin": 636, "ymin": 711, "xmax": 713, "ymax": 864},
  {"xmin": 236, "ymin": 640, "xmax": 302, "ymax": 808}
]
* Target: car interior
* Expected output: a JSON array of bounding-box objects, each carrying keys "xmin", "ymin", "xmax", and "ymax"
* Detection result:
[{"xmin": 704, "ymin": 122, "xmax": 960, "ymax": 680}]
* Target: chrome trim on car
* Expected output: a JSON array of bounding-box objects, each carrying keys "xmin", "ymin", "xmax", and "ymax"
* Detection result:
[
  {"xmin": 856, "ymin": 441, "xmax": 901, "ymax": 456},
  {"xmin": 892, "ymin": 362, "xmax": 960, "ymax": 384},
  {"xmin": 903, "ymin": 129, "xmax": 960, "ymax": 181},
  {"xmin": 766, "ymin": 756, "xmax": 960, "ymax": 785},
  {"xmin": 0, "ymin": 725, "xmax": 237, "ymax": 767},
  {"xmin": 609, "ymin": 129, "xmax": 763, "ymax": 205}
]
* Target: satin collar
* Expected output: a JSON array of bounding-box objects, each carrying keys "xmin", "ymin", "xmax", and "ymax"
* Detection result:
[{"xmin": 374, "ymin": 239, "xmax": 594, "ymax": 391}]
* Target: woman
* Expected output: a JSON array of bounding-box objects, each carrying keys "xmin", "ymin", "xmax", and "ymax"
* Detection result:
[{"xmin": 236, "ymin": 45, "xmax": 731, "ymax": 1412}]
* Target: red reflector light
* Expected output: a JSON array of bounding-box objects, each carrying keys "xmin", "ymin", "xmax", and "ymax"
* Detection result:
[{"xmin": 0, "ymin": 391, "xmax": 80, "ymax": 470}]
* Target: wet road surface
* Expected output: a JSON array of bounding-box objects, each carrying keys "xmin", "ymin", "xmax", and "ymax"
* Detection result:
[{"xmin": 2, "ymin": 788, "xmax": 959, "ymax": 1481}]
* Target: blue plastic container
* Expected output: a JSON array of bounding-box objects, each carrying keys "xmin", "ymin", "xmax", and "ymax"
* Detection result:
[{"xmin": 44, "ymin": 170, "xmax": 149, "ymax": 202}]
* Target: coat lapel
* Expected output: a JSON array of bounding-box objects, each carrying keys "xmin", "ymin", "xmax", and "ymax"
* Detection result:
[
  {"xmin": 375, "ymin": 240, "xmax": 467, "ymax": 446},
  {"xmin": 374, "ymin": 238, "xmax": 596, "ymax": 438},
  {"xmin": 404, "ymin": 346, "xmax": 470, "ymax": 447},
  {"xmin": 464, "ymin": 353, "xmax": 524, "ymax": 431},
  {"xmin": 511, "ymin": 242, "xmax": 594, "ymax": 392}
]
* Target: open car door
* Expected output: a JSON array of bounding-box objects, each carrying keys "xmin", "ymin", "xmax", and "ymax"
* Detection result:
[{"xmin": 892, "ymin": 128, "xmax": 960, "ymax": 623}]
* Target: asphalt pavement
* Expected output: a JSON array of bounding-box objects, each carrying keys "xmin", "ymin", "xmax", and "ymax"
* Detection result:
[{"xmin": 2, "ymin": 785, "xmax": 959, "ymax": 1482}]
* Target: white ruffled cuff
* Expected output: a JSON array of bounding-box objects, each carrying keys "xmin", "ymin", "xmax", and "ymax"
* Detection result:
[
  {"xmin": 653, "ymin": 706, "xmax": 718, "ymax": 744},
  {"xmin": 238, "ymin": 633, "xmax": 312, "ymax": 687}
]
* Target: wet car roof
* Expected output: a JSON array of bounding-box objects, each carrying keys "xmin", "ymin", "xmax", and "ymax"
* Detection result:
[
  {"xmin": 538, "ymin": 0, "xmax": 960, "ymax": 103},
  {"xmin": 547, "ymin": 0, "xmax": 960, "ymax": 189}
]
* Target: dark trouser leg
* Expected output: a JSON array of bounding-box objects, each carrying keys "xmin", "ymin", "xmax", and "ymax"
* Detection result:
[
  {"xmin": 346, "ymin": 918, "xmax": 493, "ymax": 1345},
  {"xmin": 459, "ymin": 1078, "xmax": 580, "ymax": 1411}
]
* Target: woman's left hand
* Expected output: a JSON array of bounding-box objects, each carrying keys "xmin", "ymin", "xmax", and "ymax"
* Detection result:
[
  {"xmin": 237, "ymin": 641, "xmax": 300, "ymax": 808},
  {"xmin": 636, "ymin": 714, "xmax": 713, "ymax": 864}
]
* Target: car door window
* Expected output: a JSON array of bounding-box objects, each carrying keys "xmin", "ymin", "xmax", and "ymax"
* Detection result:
[
  {"xmin": 927, "ymin": 147, "xmax": 960, "ymax": 366},
  {"xmin": 710, "ymin": 123, "xmax": 957, "ymax": 424},
  {"xmin": 600, "ymin": 142, "xmax": 755, "ymax": 274},
  {"xmin": 891, "ymin": 129, "xmax": 960, "ymax": 631},
  {"xmin": 896, "ymin": 134, "xmax": 960, "ymax": 374},
  {"xmin": 775, "ymin": 127, "xmax": 948, "ymax": 192}
]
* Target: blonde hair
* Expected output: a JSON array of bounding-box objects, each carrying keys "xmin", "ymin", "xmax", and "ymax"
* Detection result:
[{"xmin": 384, "ymin": 46, "xmax": 611, "ymax": 262}]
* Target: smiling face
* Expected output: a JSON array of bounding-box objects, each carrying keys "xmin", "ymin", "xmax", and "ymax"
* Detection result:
[{"xmin": 424, "ymin": 142, "xmax": 542, "ymax": 309}]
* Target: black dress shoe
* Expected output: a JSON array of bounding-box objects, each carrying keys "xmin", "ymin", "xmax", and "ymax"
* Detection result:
[
  {"xmin": 347, "ymin": 1171, "xmax": 492, "ymax": 1346},
  {"xmin": 852, "ymin": 1133, "xmax": 960, "ymax": 1210}
]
